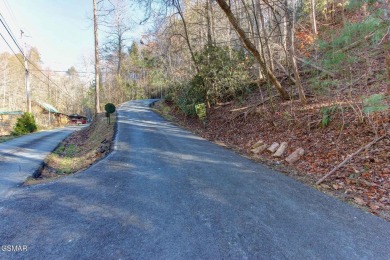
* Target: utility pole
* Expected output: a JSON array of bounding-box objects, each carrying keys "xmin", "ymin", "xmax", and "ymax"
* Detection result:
[
  {"xmin": 21, "ymin": 30, "xmax": 31, "ymax": 113},
  {"xmin": 93, "ymin": 0, "xmax": 100, "ymax": 114},
  {"xmin": 2, "ymin": 60, "xmax": 7, "ymax": 110}
]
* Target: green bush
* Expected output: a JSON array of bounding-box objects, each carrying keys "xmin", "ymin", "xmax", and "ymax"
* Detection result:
[
  {"xmin": 173, "ymin": 76, "xmax": 206, "ymax": 117},
  {"xmin": 195, "ymin": 103, "xmax": 206, "ymax": 121},
  {"xmin": 104, "ymin": 103, "xmax": 116, "ymax": 124},
  {"xmin": 104, "ymin": 103, "xmax": 116, "ymax": 114},
  {"xmin": 12, "ymin": 112, "xmax": 38, "ymax": 136},
  {"xmin": 309, "ymin": 78, "xmax": 339, "ymax": 95},
  {"xmin": 330, "ymin": 16, "xmax": 383, "ymax": 50},
  {"xmin": 320, "ymin": 105, "xmax": 341, "ymax": 127},
  {"xmin": 161, "ymin": 45, "xmax": 252, "ymax": 116},
  {"xmin": 363, "ymin": 94, "xmax": 389, "ymax": 114},
  {"xmin": 320, "ymin": 16, "xmax": 388, "ymax": 71},
  {"xmin": 164, "ymin": 92, "xmax": 174, "ymax": 103},
  {"xmin": 195, "ymin": 45, "xmax": 252, "ymax": 104}
]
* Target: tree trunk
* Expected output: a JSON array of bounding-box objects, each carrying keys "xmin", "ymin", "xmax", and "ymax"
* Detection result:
[
  {"xmin": 286, "ymin": 0, "xmax": 307, "ymax": 104},
  {"xmin": 205, "ymin": 0, "xmax": 215, "ymax": 46},
  {"xmin": 216, "ymin": 0, "xmax": 290, "ymax": 100},
  {"xmin": 174, "ymin": 0, "xmax": 200, "ymax": 74},
  {"xmin": 310, "ymin": 0, "xmax": 318, "ymax": 35},
  {"xmin": 255, "ymin": 0, "xmax": 274, "ymax": 71},
  {"xmin": 117, "ymin": 35, "xmax": 122, "ymax": 75},
  {"xmin": 93, "ymin": 0, "xmax": 101, "ymax": 114},
  {"xmin": 174, "ymin": 0, "xmax": 211, "ymax": 106}
]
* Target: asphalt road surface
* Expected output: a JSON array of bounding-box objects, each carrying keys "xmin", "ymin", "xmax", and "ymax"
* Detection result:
[
  {"xmin": 0, "ymin": 100, "xmax": 389, "ymax": 259},
  {"xmin": 0, "ymin": 126, "xmax": 83, "ymax": 198}
]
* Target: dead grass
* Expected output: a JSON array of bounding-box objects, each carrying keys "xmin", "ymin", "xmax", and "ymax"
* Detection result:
[{"xmin": 25, "ymin": 113, "xmax": 116, "ymax": 184}]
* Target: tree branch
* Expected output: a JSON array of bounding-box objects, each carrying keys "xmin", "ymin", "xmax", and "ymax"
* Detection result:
[{"xmin": 316, "ymin": 135, "xmax": 387, "ymax": 185}]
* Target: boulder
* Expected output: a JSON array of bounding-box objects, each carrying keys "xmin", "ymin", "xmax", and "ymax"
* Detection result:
[
  {"xmin": 251, "ymin": 140, "xmax": 264, "ymax": 149},
  {"xmin": 273, "ymin": 142, "xmax": 288, "ymax": 157},
  {"xmin": 97, "ymin": 142, "xmax": 110, "ymax": 154},
  {"xmin": 251, "ymin": 144, "xmax": 268, "ymax": 154},
  {"xmin": 267, "ymin": 142, "xmax": 279, "ymax": 153},
  {"xmin": 285, "ymin": 148, "xmax": 305, "ymax": 164}
]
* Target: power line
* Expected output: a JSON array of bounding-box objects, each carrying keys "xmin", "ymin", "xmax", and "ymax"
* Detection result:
[
  {"xmin": 30, "ymin": 69, "xmax": 94, "ymax": 74},
  {"xmin": 0, "ymin": 13, "xmax": 19, "ymax": 49},
  {"xmin": 0, "ymin": 34, "xmax": 89, "ymax": 93},
  {"xmin": 0, "ymin": 18, "xmax": 62, "ymax": 90},
  {"xmin": 25, "ymin": 59, "xmax": 62, "ymax": 89},
  {"xmin": 0, "ymin": 17, "xmax": 24, "ymax": 55},
  {"xmin": 0, "ymin": 14, "xmax": 69, "ymax": 90},
  {"xmin": 0, "ymin": 31, "xmax": 25, "ymax": 68},
  {"xmin": 0, "ymin": 36, "xmax": 86, "ymax": 91},
  {"xmin": 2, "ymin": 0, "xmax": 20, "ymax": 32},
  {"xmin": 29, "ymin": 70, "xmax": 64, "ymax": 88}
]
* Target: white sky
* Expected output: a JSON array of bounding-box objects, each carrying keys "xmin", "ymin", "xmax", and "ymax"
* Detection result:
[{"xmin": 0, "ymin": 0, "xmax": 149, "ymax": 74}]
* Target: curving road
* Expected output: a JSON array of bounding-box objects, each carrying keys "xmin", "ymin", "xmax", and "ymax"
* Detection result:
[
  {"xmin": 0, "ymin": 126, "xmax": 83, "ymax": 198},
  {"xmin": 0, "ymin": 100, "xmax": 389, "ymax": 259}
]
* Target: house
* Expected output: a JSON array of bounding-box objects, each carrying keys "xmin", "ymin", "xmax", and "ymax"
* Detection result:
[
  {"xmin": 0, "ymin": 111, "xmax": 23, "ymax": 135},
  {"xmin": 68, "ymin": 114, "xmax": 87, "ymax": 124},
  {"xmin": 32, "ymin": 101, "xmax": 68, "ymax": 127}
]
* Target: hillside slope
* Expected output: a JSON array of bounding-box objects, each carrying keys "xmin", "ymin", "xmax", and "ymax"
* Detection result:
[{"xmin": 154, "ymin": 5, "xmax": 390, "ymax": 220}]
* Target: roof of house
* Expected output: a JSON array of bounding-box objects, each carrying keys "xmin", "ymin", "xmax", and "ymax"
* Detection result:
[
  {"xmin": 68, "ymin": 114, "xmax": 87, "ymax": 119},
  {"xmin": 0, "ymin": 111, "xmax": 23, "ymax": 115},
  {"xmin": 36, "ymin": 101, "xmax": 60, "ymax": 113}
]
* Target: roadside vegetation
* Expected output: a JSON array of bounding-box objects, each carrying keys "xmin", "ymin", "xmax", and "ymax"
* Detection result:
[
  {"xmin": 25, "ymin": 113, "xmax": 116, "ymax": 185},
  {"xmin": 0, "ymin": 135, "xmax": 14, "ymax": 143},
  {"xmin": 11, "ymin": 112, "xmax": 38, "ymax": 136},
  {"xmin": 0, "ymin": 113, "xmax": 38, "ymax": 143},
  {"xmin": 149, "ymin": 1, "xmax": 389, "ymax": 220}
]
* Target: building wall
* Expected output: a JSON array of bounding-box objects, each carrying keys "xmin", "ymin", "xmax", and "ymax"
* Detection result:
[
  {"xmin": 32, "ymin": 106, "xmax": 68, "ymax": 127},
  {"xmin": 0, "ymin": 114, "xmax": 21, "ymax": 135}
]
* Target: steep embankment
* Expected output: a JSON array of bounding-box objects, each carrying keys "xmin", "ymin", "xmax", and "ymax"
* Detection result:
[
  {"xmin": 153, "ymin": 3, "xmax": 390, "ymax": 220},
  {"xmin": 26, "ymin": 113, "xmax": 116, "ymax": 184}
]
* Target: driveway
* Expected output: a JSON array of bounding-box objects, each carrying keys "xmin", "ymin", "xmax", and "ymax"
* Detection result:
[
  {"xmin": 0, "ymin": 126, "xmax": 83, "ymax": 198},
  {"xmin": 0, "ymin": 100, "xmax": 389, "ymax": 259}
]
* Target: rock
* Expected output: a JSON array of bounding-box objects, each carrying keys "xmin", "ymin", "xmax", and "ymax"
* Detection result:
[
  {"xmin": 251, "ymin": 144, "xmax": 268, "ymax": 154},
  {"xmin": 285, "ymin": 148, "xmax": 305, "ymax": 164},
  {"xmin": 215, "ymin": 141, "xmax": 227, "ymax": 147},
  {"xmin": 97, "ymin": 146, "xmax": 105, "ymax": 153},
  {"xmin": 273, "ymin": 142, "xmax": 288, "ymax": 157},
  {"xmin": 251, "ymin": 140, "xmax": 264, "ymax": 149},
  {"xmin": 97, "ymin": 142, "xmax": 110, "ymax": 154},
  {"xmin": 267, "ymin": 142, "xmax": 279, "ymax": 153}
]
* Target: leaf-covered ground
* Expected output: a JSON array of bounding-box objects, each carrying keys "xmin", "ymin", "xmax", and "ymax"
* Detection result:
[{"xmin": 154, "ymin": 90, "xmax": 389, "ymax": 220}]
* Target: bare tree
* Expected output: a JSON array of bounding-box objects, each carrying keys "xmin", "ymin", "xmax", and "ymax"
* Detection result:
[
  {"xmin": 101, "ymin": 0, "xmax": 133, "ymax": 75},
  {"xmin": 285, "ymin": 0, "xmax": 307, "ymax": 104},
  {"xmin": 215, "ymin": 0, "xmax": 290, "ymax": 100}
]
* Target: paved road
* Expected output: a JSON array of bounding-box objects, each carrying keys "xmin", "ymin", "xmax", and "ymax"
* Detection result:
[
  {"xmin": 0, "ymin": 126, "xmax": 83, "ymax": 198},
  {"xmin": 0, "ymin": 100, "xmax": 389, "ymax": 259}
]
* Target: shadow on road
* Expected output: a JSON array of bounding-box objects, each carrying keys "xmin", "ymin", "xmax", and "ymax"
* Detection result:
[{"xmin": 0, "ymin": 100, "xmax": 389, "ymax": 259}]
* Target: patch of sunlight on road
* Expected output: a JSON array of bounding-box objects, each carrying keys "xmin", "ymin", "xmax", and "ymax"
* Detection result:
[
  {"xmin": 58, "ymin": 195, "xmax": 154, "ymax": 230},
  {"xmin": 158, "ymin": 151, "xmax": 236, "ymax": 166},
  {"xmin": 198, "ymin": 188, "xmax": 229, "ymax": 205}
]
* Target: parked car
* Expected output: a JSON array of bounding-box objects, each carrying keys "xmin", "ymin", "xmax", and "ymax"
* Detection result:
[{"xmin": 68, "ymin": 114, "xmax": 87, "ymax": 124}]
